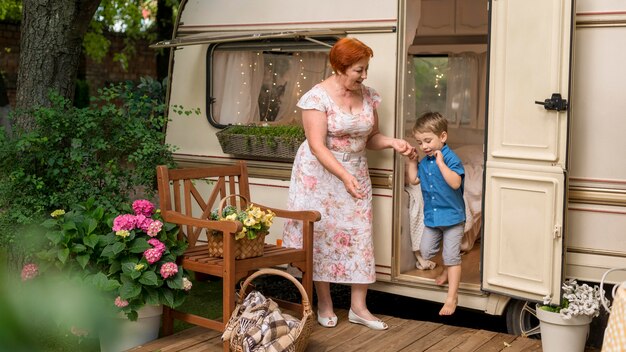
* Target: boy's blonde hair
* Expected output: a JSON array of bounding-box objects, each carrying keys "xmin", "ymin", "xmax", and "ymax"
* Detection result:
[{"xmin": 412, "ymin": 111, "xmax": 448, "ymax": 135}]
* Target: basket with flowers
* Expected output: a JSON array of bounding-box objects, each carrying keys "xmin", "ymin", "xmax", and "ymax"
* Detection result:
[{"xmin": 207, "ymin": 195, "xmax": 275, "ymax": 259}]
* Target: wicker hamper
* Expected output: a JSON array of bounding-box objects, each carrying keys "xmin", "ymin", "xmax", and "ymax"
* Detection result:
[{"xmin": 223, "ymin": 268, "xmax": 314, "ymax": 352}]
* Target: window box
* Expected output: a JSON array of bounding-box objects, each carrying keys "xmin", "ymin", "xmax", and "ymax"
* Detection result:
[{"xmin": 216, "ymin": 125, "xmax": 305, "ymax": 162}]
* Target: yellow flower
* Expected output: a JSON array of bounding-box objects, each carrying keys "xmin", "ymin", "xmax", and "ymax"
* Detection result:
[
  {"xmin": 235, "ymin": 227, "xmax": 247, "ymax": 240},
  {"xmin": 243, "ymin": 216, "xmax": 257, "ymax": 227},
  {"xmin": 135, "ymin": 264, "xmax": 145, "ymax": 271},
  {"xmin": 223, "ymin": 214, "xmax": 238, "ymax": 221},
  {"xmin": 116, "ymin": 230, "xmax": 130, "ymax": 238},
  {"xmin": 249, "ymin": 206, "xmax": 263, "ymax": 219},
  {"xmin": 50, "ymin": 209, "xmax": 65, "ymax": 218}
]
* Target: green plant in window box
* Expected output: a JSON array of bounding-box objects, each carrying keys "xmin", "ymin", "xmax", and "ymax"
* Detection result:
[{"xmin": 216, "ymin": 124, "xmax": 306, "ymax": 161}]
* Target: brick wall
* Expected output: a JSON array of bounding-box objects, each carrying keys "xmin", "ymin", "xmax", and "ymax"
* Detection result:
[{"xmin": 0, "ymin": 21, "xmax": 158, "ymax": 107}]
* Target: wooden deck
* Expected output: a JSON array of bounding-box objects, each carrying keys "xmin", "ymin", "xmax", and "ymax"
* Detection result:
[{"xmin": 129, "ymin": 309, "xmax": 544, "ymax": 352}]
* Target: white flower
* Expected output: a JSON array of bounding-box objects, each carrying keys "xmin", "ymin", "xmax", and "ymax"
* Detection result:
[{"xmin": 553, "ymin": 279, "xmax": 605, "ymax": 319}]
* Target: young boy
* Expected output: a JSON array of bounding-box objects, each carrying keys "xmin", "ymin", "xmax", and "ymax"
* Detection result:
[{"xmin": 405, "ymin": 111, "xmax": 465, "ymax": 316}]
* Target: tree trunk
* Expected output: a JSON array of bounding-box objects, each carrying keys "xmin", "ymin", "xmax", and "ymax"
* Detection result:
[{"xmin": 15, "ymin": 0, "xmax": 100, "ymax": 131}]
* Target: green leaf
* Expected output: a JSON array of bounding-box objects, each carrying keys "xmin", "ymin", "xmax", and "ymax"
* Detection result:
[
  {"xmin": 139, "ymin": 271, "xmax": 159, "ymax": 286},
  {"xmin": 109, "ymin": 261, "xmax": 121, "ymax": 275},
  {"xmin": 91, "ymin": 272, "xmax": 121, "ymax": 291},
  {"xmin": 46, "ymin": 230, "xmax": 64, "ymax": 245},
  {"xmin": 86, "ymin": 218, "xmax": 97, "ymax": 235},
  {"xmin": 172, "ymin": 291, "xmax": 187, "ymax": 308},
  {"xmin": 166, "ymin": 272, "xmax": 184, "ymax": 290},
  {"xmin": 130, "ymin": 269, "xmax": 141, "ymax": 280},
  {"xmin": 121, "ymin": 262, "xmax": 137, "ymax": 274},
  {"xmin": 57, "ymin": 248, "xmax": 70, "ymax": 264},
  {"xmin": 99, "ymin": 233, "xmax": 116, "ymax": 246},
  {"xmin": 128, "ymin": 238, "xmax": 151, "ymax": 253},
  {"xmin": 71, "ymin": 243, "xmax": 87, "ymax": 253},
  {"xmin": 101, "ymin": 242, "xmax": 125, "ymax": 258},
  {"xmin": 161, "ymin": 289, "xmax": 174, "ymax": 307},
  {"xmin": 126, "ymin": 310, "xmax": 138, "ymax": 322},
  {"xmin": 120, "ymin": 282, "xmax": 142, "ymax": 300},
  {"xmin": 62, "ymin": 221, "xmax": 78, "ymax": 232},
  {"xmin": 83, "ymin": 234, "xmax": 99, "ymax": 248},
  {"xmin": 92, "ymin": 206, "xmax": 105, "ymax": 221},
  {"xmin": 76, "ymin": 254, "xmax": 90, "ymax": 269},
  {"xmin": 144, "ymin": 288, "xmax": 159, "ymax": 305},
  {"xmin": 163, "ymin": 222, "xmax": 177, "ymax": 232},
  {"xmin": 41, "ymin": 219, "xmax": 58, "ymax": 229}
]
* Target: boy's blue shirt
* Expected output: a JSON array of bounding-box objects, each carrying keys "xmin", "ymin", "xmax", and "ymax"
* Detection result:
[{"xmin": 418, "ymin": 144, "xmax": 466, "ymax": 227}]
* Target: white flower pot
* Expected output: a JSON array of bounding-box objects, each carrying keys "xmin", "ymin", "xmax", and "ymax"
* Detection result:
[
  {"xmin": 99, "ymin": 304, "xmax": 163, "ymax": 352},
  {"xmin": 535, "ymin": 304, "xmax": 592, "ymax": 352}
]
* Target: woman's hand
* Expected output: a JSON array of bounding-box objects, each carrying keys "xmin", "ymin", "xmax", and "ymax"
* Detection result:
[
  {"xmin": 341, "ymin": 174, "xmax": 365, "ymax": 199},
  {"xmin": 391, "ymin": 138, "xmax": 416, "ymax": 157}
]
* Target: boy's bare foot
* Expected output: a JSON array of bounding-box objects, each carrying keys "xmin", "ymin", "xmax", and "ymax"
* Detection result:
[
  {"xmin": 435, "ymin": 270, "xmax": 448, "ymax": 285},
  {"xmin": 439, "ymin": 297, "xmax": 458, "ymax": 316}
]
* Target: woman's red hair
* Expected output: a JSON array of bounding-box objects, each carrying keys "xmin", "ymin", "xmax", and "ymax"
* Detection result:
[{"xmin": 329, "ymin": 38, "xmax": 374, "ymax": 74}]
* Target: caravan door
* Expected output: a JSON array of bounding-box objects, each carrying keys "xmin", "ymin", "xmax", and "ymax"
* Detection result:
[{"xmin": 481, "ymin": 0, "xmax": 575, "ymax": 305}]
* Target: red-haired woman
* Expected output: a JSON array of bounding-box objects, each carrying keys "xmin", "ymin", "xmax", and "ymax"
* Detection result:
[{"xmin": 283, "ymin": 38, "xmax": 415, "ymax": 330}]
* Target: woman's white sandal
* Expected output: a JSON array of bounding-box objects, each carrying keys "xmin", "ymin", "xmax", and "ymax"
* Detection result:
[
  {"xmin": 348, "ymin": 309, "xmax": 388, "ymax": 330},
  {"xmin": 317, "ymin": 311, "xmax": 338, "ymax": 328}
]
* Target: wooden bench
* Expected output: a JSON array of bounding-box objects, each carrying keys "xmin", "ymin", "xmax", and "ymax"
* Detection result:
[{"xmin": 156, "ymin": 161, "xmax": 320, "ymax": 351}]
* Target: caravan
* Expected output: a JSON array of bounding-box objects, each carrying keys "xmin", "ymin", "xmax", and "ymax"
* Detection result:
[{"xmin": 155, "ymin": 0, "xmax": 626, "ymax": 334}]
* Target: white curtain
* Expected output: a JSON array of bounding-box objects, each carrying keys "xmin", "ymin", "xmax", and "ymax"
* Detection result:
[
  {"xmin": 445, "ymin": 53, "xmax": 479, "ymax": 128},
  {"xmin": 275, "ymin": 52, "xmax": 331, "ymax": 124},
  {"xmin": 212, "ymin": 51, "xmax": 264, "ymax": 125},
  {"xmin": 212, "ymin": 50, "xmax": 330, "ymax": 126}
]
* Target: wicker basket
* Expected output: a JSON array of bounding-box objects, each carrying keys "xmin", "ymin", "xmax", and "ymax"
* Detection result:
[
  {"xmin": 207, "ymin": 194, "xmax": 266, "ymax": 259},
  {"xmin": 223, "ymin": 268, "xmax": 314, "ymax": 352},
  {"xmin": 207, "ymin": 231, "xmax": 266, "ymax": 259},
  {"xmin": 216, "ymin": 126, "xmax": 304, "ymax": 162}
]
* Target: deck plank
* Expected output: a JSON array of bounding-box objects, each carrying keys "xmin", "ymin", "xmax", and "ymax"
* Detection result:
[
  {"xmin": 467, "ymin": 332, "xmax": 517, "ymax": 352},
  {"xmin": 449, "ymin": 329, "xmax": 499, "ymax": 352},
  {"xmin": 500, "ymin": 336, "xmax": 542, "ymax": 352},
  {"xmin": 425, "ymin": 327, "xmax": 485, "ymax": 351},
  {"xmin": 128, "ymin": 309, "xmax": 558, "ymax": 352}
]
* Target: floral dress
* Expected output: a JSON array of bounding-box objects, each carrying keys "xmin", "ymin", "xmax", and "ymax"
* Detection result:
[{"xmin": 282, "ymin": 84, "xmax": 380, "ymax": 284}]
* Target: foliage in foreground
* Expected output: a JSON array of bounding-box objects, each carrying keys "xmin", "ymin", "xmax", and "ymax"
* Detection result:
[{"xmin": 0, "ymin": 77, "xmax": 177, "ymax": 267}]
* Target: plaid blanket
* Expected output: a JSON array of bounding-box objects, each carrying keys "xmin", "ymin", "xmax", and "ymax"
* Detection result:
[{"xmin": 222, "ymin": 291, "xmax": 301, "ymax": 352}]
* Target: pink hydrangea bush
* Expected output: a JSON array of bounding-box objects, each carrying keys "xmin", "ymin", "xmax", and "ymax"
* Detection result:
[
  {"xmin": 21, "ymin": 263, "xmax": 39, "ymax": 281},
  {"xmin": 99, "ymin": 199, "xmax": 189, "ymax": 320},
  {"xmin": 28, "ymin": 198, "xmax": 190, "ymax": 321}
]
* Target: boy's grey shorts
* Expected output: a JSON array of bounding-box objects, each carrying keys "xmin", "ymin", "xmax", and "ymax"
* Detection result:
[{"xmin": 419, "ymin": 222, "xmax": 465, "ymax": 266}]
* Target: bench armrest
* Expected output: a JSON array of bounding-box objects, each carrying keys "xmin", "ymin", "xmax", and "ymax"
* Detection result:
[{"xmin": 161, "ymin": 210, "xmax": 242, "ymax": 234}]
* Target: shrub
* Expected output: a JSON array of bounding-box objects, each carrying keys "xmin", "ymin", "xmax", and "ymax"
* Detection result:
[{"xmin": 0, "ymin": 77, "xmax": 183, "ymax": 268}]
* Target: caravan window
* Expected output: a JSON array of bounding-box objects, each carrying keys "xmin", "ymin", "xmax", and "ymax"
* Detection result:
[
  {"xmin": 406, "ymin": 52, "xmax": 486, "ymax": 130},
  {"xmin": 207, "ymin": 39, "xmax": 335, "ymax": 128}
]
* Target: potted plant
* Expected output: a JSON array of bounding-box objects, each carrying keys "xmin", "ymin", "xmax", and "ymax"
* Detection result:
[
  {"xmin": 216, "ymin": 124, "xmax": 305, "ymax": 161},
  {"xmin": 23, "ymin": 198, "xmax": 191, "ymax": 351},
  {"xmin": 536, "ymin": 279, "xmax": 605, "ymax": 352},
  {"xmin": 206, "ymin": 198, "xmax": 276, "ymax": 259}
]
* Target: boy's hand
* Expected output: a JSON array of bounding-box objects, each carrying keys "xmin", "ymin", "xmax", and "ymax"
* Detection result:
[{"xmin": 433, "ymin": 150, "xmax": 444, "ymax": 165}]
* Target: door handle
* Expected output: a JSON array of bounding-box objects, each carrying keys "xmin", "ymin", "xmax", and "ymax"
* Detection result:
[{"xmin": 535, "ymin": 93, "xmax": 568, "ymax": 111}]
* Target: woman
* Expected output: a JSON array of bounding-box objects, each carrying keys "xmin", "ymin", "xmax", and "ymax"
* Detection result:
[{"xmin": 283, "ymin": 38, "xmax": 416, "ymax": 330}]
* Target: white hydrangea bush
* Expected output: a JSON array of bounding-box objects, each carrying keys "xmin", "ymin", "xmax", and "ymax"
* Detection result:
[{"xmin": 542, "ymin": 279, "xmax": 606, "ymax": 319}]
